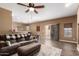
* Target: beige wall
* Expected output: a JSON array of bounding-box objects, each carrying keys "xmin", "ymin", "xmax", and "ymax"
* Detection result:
[
  {"xmin": 77, "ymin": 7, "xmax": 79, "ymax": 24},
  {"xmin": 0, "ymin": 7, "xmax": 12, "ymax": 34},
  {"xmin": 77, "ymin": 7, "xmax": 79, "ymax": 43},
  {"xmin": 77, "ymin": 7, "xmax": 79, "ymax": 51},
  {"xmin": 30, "ymin": 15, "xmax": 77, "ymax": 43}
]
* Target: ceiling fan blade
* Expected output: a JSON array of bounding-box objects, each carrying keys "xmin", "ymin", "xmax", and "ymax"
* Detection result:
[
  {"xmin": 25, "ymin": 9, "xmax": 29, "ymax": 13},
  {"xmin": 34, "ymin": 10, "xmax": 38, "ymax": 14},
  {"xmin": 34, "ymin": 5, "xmax": 44, "ymax": 8},
  {"xmin": 17, "ymin": 3, "xmax": 27, "ymax": 7}
]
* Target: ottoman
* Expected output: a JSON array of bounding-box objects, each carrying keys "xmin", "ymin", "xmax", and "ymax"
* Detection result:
[{"xmin": 17, "ymin": 42, "xmax": 41, "ymax": 56}]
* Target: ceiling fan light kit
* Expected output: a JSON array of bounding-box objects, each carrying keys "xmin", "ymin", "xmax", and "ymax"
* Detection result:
[
  {"xmin": 17, "ymin": 3, "xmax": 44, "ymax": 14},
  {"xmin": 29, "ymin": 7, "xmax": 34, "ymax": 11}
]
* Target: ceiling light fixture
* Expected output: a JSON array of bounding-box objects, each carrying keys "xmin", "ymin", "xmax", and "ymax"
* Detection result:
[
  {"xmin": 65, "ymin": 3, "xmax": 72, "ymax": 7},
  {"xmin": 29, "ymin": 7, "xmax": 34, "ymax": 11}
]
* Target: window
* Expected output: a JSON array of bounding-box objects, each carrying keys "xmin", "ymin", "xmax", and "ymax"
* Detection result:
[
  {"xmin": 64, "ymin": 23, "xmax": 72, "ymax": 38},
  {"xmin": 36, "ymin": 26, "xmax": 40, "ymax": 32}
]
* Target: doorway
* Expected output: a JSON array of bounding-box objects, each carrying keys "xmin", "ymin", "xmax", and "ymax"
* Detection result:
[
  {"xmin": 45, "ymin": 25, "xmax": 51, "ymax": 39},
  {"xmin": 50, "ymin": 24, "xmax": 59, "ymax": 41}
]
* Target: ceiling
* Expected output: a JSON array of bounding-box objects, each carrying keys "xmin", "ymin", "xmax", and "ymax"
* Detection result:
[{"xmin": 0, "ymin": 3, "xmax": 79, "ymax": 23}]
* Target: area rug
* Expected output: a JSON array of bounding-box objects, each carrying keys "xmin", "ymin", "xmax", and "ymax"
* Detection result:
[{"xmin": 37, "ymin": 44, "xmax": 62, "ymax": 56}]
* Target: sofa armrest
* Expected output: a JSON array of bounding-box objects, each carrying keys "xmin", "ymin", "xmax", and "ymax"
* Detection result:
[{"xmin": 0, "ymin": 43, "xmax": 20, "ymax": 53}]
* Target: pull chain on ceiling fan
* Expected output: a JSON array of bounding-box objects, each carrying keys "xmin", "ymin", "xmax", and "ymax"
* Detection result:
[{"xmin": 17, "ymin": 3, "xmax": 45, "ymax": 14}]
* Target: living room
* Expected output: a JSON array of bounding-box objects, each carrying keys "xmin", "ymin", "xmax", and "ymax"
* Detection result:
[{"xmin": 0, "ymin": 3, "xmax": 79, "ymax": 56}]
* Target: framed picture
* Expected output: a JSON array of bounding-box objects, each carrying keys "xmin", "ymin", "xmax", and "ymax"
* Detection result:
[{"xmin": 36, "ymin": 26, "xmax": 40, "ymax": 31}]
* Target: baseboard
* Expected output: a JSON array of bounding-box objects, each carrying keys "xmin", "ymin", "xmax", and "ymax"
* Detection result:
[{"xmin": 59, "ymin": 39, "xmax": 78, "ymax": 44}]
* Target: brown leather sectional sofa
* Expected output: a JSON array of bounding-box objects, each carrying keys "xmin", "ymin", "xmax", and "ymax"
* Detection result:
[{"xmin": 0, "ymin": 33, "xmax": 41, "ymax": 56}]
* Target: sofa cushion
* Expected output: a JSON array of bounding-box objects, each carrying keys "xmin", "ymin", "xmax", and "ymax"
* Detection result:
[
  {"xmin": 24, "ymin": 34, "xmax": 27, "ymax": 37},
  {"xmin": 0, "ymin": 41, "xmax": 7, "ymax": 48},
  {"xmin": 17, "ymin": 34, "xmax": 21, "ymax": 38},
  {"xmin": 16, "ymin": 38, "xmax": 25, "ymax": 42},
  {"xmin": 0, "ymin": 43, "xmax": 20, "ymax": 55},
  {"xmin": 15, "ymin": 34, "xmax": 20, "ymax": 39},
  {"xmin": 6, "ymin": 35, "xmax": 11, "ymax": 39},
  {"xmin": 25, "ymin": 35, "xmax": 31, "ymax": 41},
  {"xmin": 21, "ymin": 34, "xmax": 24, "ymax": 38},
  {"xmin": 11, "ymin": 39, "xmax": 37, "ymax": 47},
  {"xmin": 6, "ymin": 35, "xmax": 16, "ymax": 44},
  {"xmin": 11, "ymin": 35, "xmax": 16, "ymax": 39},
  {"xmin": 10, "ymin": 39, "xmax": 16, "ymax": 44},
  {"xmin": 15, "ymin": 34, "xmax": 25, "ymax": 42},
  {"xmin": 6, "ymin": 41, "xmax": 12, "ymax": 46},
  {"xmin": 16, "ymin": 40, "xmax": 33, "ymax": 46},
  {"xmin": 15, "ymin": 34, "xmax": 21, "ymax": 42}
]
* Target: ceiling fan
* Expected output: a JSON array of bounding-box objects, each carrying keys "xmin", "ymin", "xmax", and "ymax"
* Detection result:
[{"xmin": 17, "ymin": 3, "xmax": 45, "ymax": 14}]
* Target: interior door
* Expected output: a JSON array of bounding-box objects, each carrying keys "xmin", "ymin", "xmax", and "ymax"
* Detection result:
[{"xmin": 51, "ymin": 24, "xmax": 59, "ymax": 40}]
